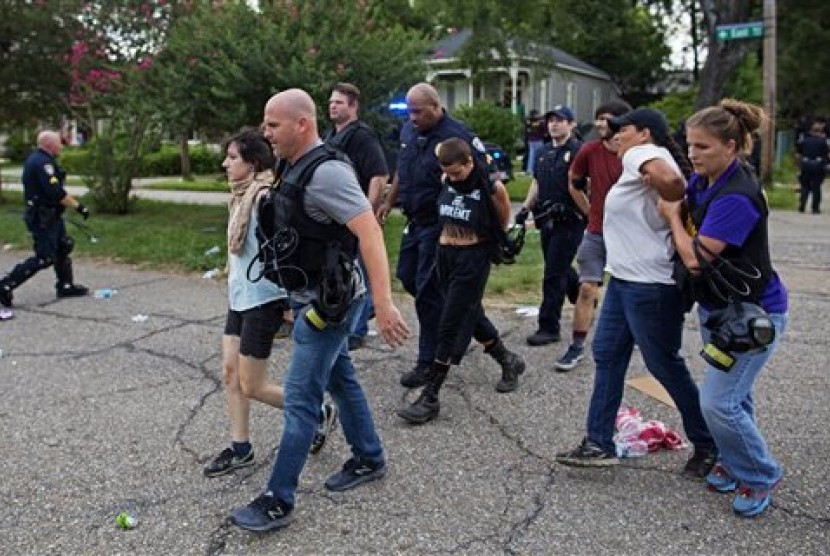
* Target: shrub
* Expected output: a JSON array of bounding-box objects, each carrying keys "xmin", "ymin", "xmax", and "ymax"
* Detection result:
[
  {"xmin": 452, "ymin": 102, "xmax": 523, "ymax": 156},
  {"xmin": 4, "ymin": 131, "xmax": 36, "ymax": 163},
  {"xmin": 59, "ymin": 144, "xmax": 223, "ymax": 177}
]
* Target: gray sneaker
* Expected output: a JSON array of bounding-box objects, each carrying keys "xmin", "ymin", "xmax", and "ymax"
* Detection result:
[
  {"xmin": 203, "ymin": 447, "xmax": 254, "ymax": 477},
  {"xmin": 555, "ymin": 343, "xmax": 585, "ymax": 372}
]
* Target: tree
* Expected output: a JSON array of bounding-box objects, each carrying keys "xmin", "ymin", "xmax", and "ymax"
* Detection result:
[
  {"xmin": 694, "ymin": 0, "xmax": 758, "ymax": 110},
  {"xmin": 777, "ymin": 0, "xmax": 830, "ymax": 120}
]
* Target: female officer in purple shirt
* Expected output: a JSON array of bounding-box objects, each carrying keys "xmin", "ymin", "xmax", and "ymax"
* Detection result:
[{"xmin": 659, "ymin": 99, "xmax": 788, "ymax": 518}]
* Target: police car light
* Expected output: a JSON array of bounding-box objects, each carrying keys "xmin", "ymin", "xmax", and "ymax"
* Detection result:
[{"xmin": 388, "ymin": 101, "xmax": 407, "ymax": 113}]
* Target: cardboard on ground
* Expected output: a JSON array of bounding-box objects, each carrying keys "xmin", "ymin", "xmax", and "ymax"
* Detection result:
[{"xmin": 625, "ymin": 375, "xmax": 677, "ymax": 408}]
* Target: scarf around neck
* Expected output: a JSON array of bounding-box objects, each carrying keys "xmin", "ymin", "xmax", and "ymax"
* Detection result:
[{"xmin": 227, "ymin": 169, "xmax": 275, "ymax": 254}]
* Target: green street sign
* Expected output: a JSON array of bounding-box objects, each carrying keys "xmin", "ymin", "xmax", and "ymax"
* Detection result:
[{"xmin": 716, "ymin": 21, "xmax": 764, "ymax": 42}]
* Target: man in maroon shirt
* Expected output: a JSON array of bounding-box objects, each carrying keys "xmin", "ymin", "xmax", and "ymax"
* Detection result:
[{"xmin": 555, "ymin": 101, "xmax": 631, "ymax": 371}]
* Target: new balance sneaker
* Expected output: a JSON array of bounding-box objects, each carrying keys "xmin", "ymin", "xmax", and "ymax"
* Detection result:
[
  {"xmin": 230, "ymin": 492, "xmax": 294, "ymax": 532},
  {"xmin": 203, "ymin": 447, "xmax": 254, "ymax": 477},
  {"xmin": 324, "ymin": 457, "xmax": 387, "ymax": 492},
  {"xmin": 555, "ymin": 343, "xmax": 585, "ymax": 372},
  {"xmin": 309, "ymin": 403, "xmax": 338, "ymax": 455},
  {"xmin": 555, "ymin": 438, "xmax": 619, "ymax": 467},
  {"xmin": 706, "ymin": 462, "xmax": 738, "ymax": 493},
  {"xmin": 732, "ymin": 481, "xmax": 779, "ymax": 517},
  {"xmin": 683, "ymin": 445, "xmax": 718, "ymax": 478}
]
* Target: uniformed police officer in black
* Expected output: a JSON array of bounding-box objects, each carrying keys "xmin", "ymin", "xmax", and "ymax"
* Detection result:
[
  {"xmin": 517, "ymin": 106, "xmax": 584, "ymax": 346},
  {"xmin": 378, "ymin": 82, "xmax": 489, "ymax": 387},
  {"xmin": 795, "ymin": 118, "xmax": 829, "ymax": 214},
  {"xmin": 0, "ymin": 130, "xmax": 90, "ymax": 307}
]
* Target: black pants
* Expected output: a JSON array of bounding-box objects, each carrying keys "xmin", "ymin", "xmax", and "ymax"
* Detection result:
[
  {"xmin": 538, "ymin": 218, "xmax": 585, "ymax": 334},
  {"xmin": 799, "ymin": 170, "xmax": 824, "ymax": 212},
  {"xmin": 434, "ymin": 243, "xmax": 498, "ymax": 364}
]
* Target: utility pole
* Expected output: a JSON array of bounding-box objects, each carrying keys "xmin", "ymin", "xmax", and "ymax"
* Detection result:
[{"xmin": 761, "ymin": 0, "xmax": 776, "ymax": 187}]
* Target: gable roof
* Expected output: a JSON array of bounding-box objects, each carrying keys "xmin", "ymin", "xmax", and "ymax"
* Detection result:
[{"xmin": 429, "ymin": 28, "xmax": 611, "ymax": 82}]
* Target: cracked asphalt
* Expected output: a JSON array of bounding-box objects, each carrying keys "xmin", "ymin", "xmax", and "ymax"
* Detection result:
[{"xmin": 1, "ymin": 207, "xmax": 828, "ymax": 555}]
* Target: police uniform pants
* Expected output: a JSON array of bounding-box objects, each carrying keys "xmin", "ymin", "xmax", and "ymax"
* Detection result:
[
  {"xmin": 2, "ymin": 217, "xmax": 71, "ymax": 290},
  {"xmin": 798, "ymin": 168, "xmax": 824, "ymax": 212},
  {"xmin": 434, "ymin": 243, "xmax": 499, "ymax": 364},
  {"xmin": 538, "ymin": 219, "xmax": 585, "ymax": 335}
]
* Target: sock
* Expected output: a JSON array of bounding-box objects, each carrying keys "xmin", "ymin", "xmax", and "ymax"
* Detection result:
[
  {"xmin": 572, "ymin": 331, "xmax": 587, "ymax": 348},
  {"xmin": 232, "ymin": 441, "xmax": 252, "ymax": 457}
]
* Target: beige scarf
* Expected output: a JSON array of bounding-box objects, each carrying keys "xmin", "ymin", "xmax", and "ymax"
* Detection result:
[{"xmin": 227, "ymin": 169, "xmax": 275, "ymax": 254}]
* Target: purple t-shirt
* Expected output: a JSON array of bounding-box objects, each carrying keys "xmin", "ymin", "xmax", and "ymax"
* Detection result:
[{"xmin": 687, "ymin": 171, "xmax": 788, "ymax": 313}]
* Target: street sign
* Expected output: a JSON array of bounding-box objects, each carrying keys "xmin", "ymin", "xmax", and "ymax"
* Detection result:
[{"xmin": 716, "ymin": 21, "xmax": 764, "ymax": 42}]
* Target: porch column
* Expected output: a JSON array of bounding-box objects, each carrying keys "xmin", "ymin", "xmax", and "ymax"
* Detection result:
[{"xmin": 509, "ymin": 61, "xmax": 519, "ymax": 114}]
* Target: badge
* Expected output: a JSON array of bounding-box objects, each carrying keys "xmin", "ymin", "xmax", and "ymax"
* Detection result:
[
  {"xmin": 564, "ymin": 151, "xmax": 571, "ymax": 163},
  {"xmin": 44, "ymin": 164, "xmax": 55, "ymax": 175},
  {"xmin": 49, "ymin": 176, "xmax": 59, "ymax": 185},
  {"xmin": 471, "ymin": 137, "xmax": 486, "ymax": 154}
]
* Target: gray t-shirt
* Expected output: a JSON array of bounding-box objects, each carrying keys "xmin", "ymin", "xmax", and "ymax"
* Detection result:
[{"xmin": 290, "ymin": 142, "xmax": 371, "ymax": 304}]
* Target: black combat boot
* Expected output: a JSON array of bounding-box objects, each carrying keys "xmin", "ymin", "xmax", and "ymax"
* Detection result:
[
  {"xmin": 0, "ymin": 283, "xmax": 12, "ymax": 308},
  {"xmin": 55, "ymin": 257, "xmax": 89, "ymax": 298},
  {"xmin": 400, "ymin": 363, "xmax": 432, "ymax": 388},
  {"xmin": 397, "ymin": 362, "xmax": 449, "ymax": 425},
  {"xmin": 486, "ymin": 339, "xmax": 526, "ymax": 393}
]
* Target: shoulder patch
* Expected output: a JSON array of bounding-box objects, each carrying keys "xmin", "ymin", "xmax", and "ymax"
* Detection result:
[
  {"xmin": 43, "ymin": 164, "xmax": 55, "ymax": 176},
  {"xmin": 471, "ymin": 137, "xmax": 486, "ymax": 154}
]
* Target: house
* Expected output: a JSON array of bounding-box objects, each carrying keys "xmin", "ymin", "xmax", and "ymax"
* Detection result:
[{"xmin": 426, "ymin": 29, "xmax": 619, "ymax": 124}]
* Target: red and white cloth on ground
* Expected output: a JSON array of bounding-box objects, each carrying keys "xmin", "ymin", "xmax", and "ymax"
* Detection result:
[{"xmin": 614, "ymin": 406, "xmax": 687, "ymax": 458}]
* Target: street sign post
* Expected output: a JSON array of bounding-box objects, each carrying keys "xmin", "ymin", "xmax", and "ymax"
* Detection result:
[{"xmin": 716, "ymin": 21, "xmax": 765, "ymax": 42}]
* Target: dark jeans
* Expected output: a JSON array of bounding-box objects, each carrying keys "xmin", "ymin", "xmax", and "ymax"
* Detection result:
[
  {"xmin": 396, "ymin": 221, "xmax": 444, "ymax": 367},
  {"xmin": 538, "ymin": 219, "xmax": 584, "ymax": 334},
  {"xmin": 434, "ymin": 243, "xmax": 499, "ymax": 364},
  {"xmin": 587, "ymin": 277, "xmax": 714, "ymax": 454}
]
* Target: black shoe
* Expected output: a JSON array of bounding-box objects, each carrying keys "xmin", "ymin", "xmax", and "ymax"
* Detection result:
[
  {"xmin": 324, "ymin": 457, "xmax": 387, "ymax": 492},
  {"xmin": 526, "ymin": 330, "xmax": 560, "ymax": 346},
  {"xmin": 0, "ymin": 286, "xmax": 12, "ymax": 308},
  {"xmin": 494, "ymin": 350, "xmax": 526, "ymax": 393},
  {"xmin": 56, "ymin": 283, "xmax": 89, "ymax": 298},
  {"xmin": 555, "ymin": 437, "xmax": 619, "ymax": 467},
  {"xmin": 397, "ymin": 391, "xmax": 440, "ymax": 424},
  {"xmin": 400, "ymin": 364, "xmax": 431, "ymax": 388},
  {"xmin": 348, "ymin": 336, "xmax": 366, "ymax": 351},
  {"xmin": 309, "ymin": 403, "xmax": 338, "ymax": 455},
  {"xmin": 683, "ymin": 445, "xmax": 718, "ymax": 478},
  {"xmin": 230, "ymin": 492, "xmax": 294, "ymax": 532},
  {"xmin": 203, "ymin": 447, "xmax": 254, "ymax": 477}
]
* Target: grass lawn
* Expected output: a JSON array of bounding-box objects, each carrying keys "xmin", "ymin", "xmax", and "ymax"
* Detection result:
[{"xmin": 139, "ymin": 175, "xmax": 227, "ymax": 192}]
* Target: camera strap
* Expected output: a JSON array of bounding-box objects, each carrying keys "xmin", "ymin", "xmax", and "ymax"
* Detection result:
[{"xmin": 692, "ymin": 237, "xmax": 761, "ymax": 303}]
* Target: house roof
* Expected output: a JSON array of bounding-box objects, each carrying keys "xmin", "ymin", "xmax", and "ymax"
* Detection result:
[{"xmin": 429, "ymin": 28, "xmax": 611, "ymax": 82}]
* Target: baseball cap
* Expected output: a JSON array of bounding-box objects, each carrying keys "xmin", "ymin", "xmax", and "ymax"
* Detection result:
[
  {"xmin": 545, "ymin": 105, "xmax": 575, "ymax": 122},
  {"xmin": 608, "ymin": 108, "xmax": 670, "ymax": 142}
]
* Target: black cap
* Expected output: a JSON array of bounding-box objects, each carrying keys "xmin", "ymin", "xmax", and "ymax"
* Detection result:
[{"xmin": 608, "ymin": 108, "xmax": 670, "ymax": 142}]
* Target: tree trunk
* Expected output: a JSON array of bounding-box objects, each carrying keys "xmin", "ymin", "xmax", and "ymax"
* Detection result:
[
  {"xmin": 179, "ymin": 133, "xmax": 192, "ymax": 181},
  {"xmin": 695, "ymin": 0, "xmax": 755, "ymax": 110}
]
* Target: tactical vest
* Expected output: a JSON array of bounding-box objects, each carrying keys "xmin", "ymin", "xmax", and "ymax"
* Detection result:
[
  {"xmin": 687, "ymin": 163, "xmax": 773, "ymax": 307},
  {"xmin": 256, "ymin": 145, "xmax": 358, "ymax": 292}
]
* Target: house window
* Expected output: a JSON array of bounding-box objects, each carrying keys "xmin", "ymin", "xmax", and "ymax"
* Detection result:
[
  {"xmin": 566, "ymin": 82, "xmax": 577, "ymax": 115},
  {"xmin": 446, "ymin": 82, "xmax": 456, "ymax": 111},
  {"xmin": 592, "ymin": 88, "xmax": 602, "ymax": 118}
]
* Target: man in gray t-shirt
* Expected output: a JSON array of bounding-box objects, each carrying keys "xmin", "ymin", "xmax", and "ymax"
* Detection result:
[{"xmin": 229, "ymin": 88, "xmax": 409, "ymax": 534}]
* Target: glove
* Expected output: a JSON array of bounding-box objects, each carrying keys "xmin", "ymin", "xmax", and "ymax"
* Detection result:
[
  {"xmin": 514, "ymin": 206, "xmax": 530, "ymax": 226},
  {"xmin": 76, "ymin": 203, "xmax": 90, "ymax": 220}
]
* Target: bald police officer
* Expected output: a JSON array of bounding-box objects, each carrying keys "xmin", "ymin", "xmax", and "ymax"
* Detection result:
[{"xmin": 0, "ymin": 130, "xmax": 89, "ymax": 307}]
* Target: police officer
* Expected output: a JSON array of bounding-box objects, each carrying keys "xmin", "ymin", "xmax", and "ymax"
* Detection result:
[
  {"xmin": 795, "ymin": 118, "xmax": 829, "ymax": 214},
  {"xmin": 325, "ymin": 82, "xmax": 390, "ymax": 350},
  {"xmin": 0, "ymin": 130, "xmax": 89, "ymax": 307},
  {"xmin": 517, "ymin": 106, "xmax": 584, "ymax": 346},
  {"xmin": 378, "ymin": 82, "xmax": 488, "ymax": 388}
]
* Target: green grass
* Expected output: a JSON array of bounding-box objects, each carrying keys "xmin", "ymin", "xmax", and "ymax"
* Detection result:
[{"xmin": 140, "ymin": 175, "xmax": 227, "ymax": 192}]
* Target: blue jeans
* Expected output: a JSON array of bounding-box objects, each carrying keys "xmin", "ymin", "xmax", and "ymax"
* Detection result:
[
  {"xmin": 350, "ymin": 256, "xmax": 373, "ymax": 339},
  {"xmin": 266, "ymin": 294, "xmax": 384, "ymax": 506},
  {"xmin": 698, "ymin": 308, "xmax": 788, "ymax": 490},
  {"xmin": 396, "ymin": 221, "xmax": 444, "ymax": 367},
  {"xmin": 587, "ymin": 278, "xmax": 714, "ymax": 454}
]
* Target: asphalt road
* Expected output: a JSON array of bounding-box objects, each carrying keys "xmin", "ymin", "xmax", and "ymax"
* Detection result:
[{"xmin": 0, "ymin": 201, "xmax": 828, "ymax": 554}]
